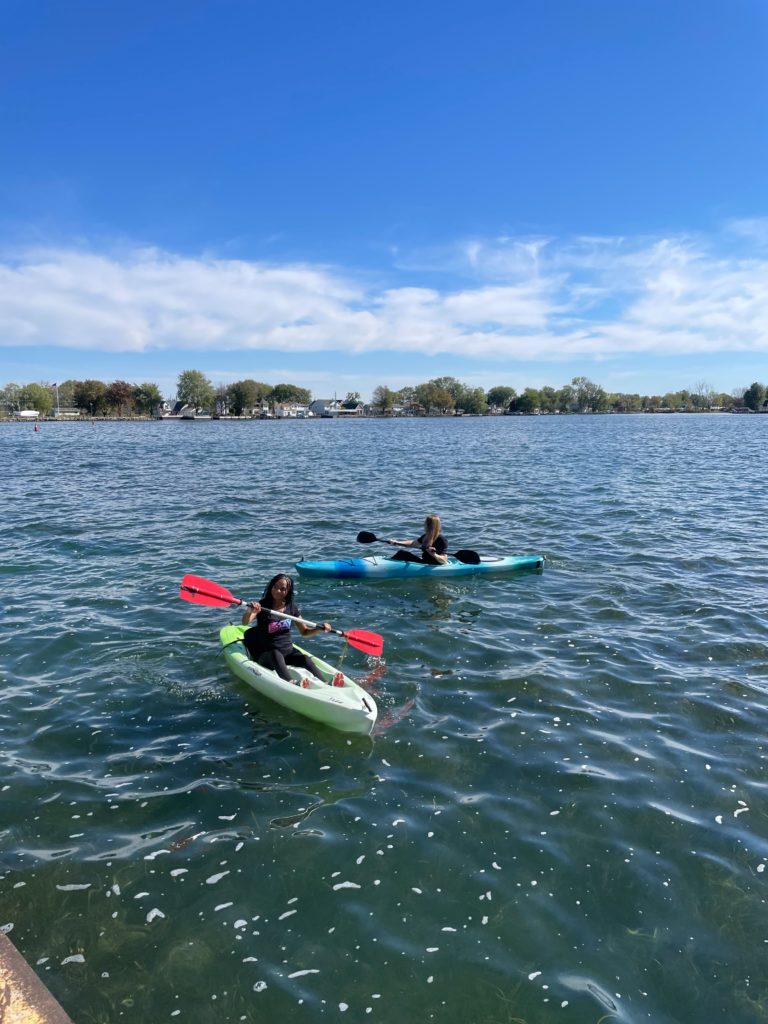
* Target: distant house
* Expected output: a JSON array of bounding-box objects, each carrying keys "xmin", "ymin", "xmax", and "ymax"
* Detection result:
[
  {"xmin": 339, "ymin": 402, "xmax": 364, "ymax": 417},
  {"xmin": 310, "ymin": 399, "xmax": 334, "ymax": 416},
  {"xmin": 273, "ymin": 402, "xmax": 312, "ymax": 418},
  {"xmin": 14, "ymin": 410, "xmax": 39, "ymax": 419}
]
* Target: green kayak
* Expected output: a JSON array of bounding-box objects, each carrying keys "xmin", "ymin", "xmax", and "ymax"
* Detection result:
[{"xmin": 219, "ymin": 624, "xmax": 377, "ymax": 735}]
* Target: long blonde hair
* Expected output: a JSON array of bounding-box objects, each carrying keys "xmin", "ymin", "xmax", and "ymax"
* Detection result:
[{"xmin": 423, "ymin": 514, "xmax": 441, "ymax": 547}]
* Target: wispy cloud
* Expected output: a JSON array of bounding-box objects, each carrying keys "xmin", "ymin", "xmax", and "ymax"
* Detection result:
[{"xmin": 1, "ymin": 224, "xmax": 767, "ymax": 363}]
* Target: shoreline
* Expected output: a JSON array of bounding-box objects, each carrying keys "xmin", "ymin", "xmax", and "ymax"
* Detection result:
[{"xmin": 2, "ymin": 409, "xmax": 764, "ymax": 425}]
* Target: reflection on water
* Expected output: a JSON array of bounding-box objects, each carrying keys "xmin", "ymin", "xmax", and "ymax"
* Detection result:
[{"xmin": 2, "ymin": 415, "xmax": 768, "ymax": 1023}]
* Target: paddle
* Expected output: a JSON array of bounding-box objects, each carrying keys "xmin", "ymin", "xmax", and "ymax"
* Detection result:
[
  {"xmin": 356, "ymin": 531, "xmax": 481, "ymax": 566},
  {"xmin": 179, "ymin": 574, "xmax": 384, "ymax": 656}
]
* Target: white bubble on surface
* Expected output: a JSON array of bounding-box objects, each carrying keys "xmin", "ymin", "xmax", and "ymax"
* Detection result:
[{"xmin": 206, "ymin": 871, "xmax": 230, "ymax": 884}]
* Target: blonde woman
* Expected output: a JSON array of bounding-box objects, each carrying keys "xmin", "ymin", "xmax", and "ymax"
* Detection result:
[{"xmin": 388, "ymin": 514, "xmax": 449, "ymax": 565}]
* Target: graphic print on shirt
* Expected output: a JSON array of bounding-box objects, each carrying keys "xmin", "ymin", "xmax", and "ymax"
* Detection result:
[{"xmin": 268, "ymin": 619, "xmax": 291, "ymax": 635}]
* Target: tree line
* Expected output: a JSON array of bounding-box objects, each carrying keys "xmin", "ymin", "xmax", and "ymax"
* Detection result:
[
  {"xmin": 371, "ymin": 376, "xmax": 767, "ymax": 414},
  {"xmin": 0, "ymin": 372, "xmax": 316, "ymax": 418},
  {"xmin": 2, "ymin": 370, "xmax": 766, "ymax": 417}
]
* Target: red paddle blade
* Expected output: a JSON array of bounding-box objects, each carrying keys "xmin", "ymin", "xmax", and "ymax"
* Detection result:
[
  {"xmin": 179, "ymin": 574, "xmax": 239, "ymax": 608},
  {"xmin": 344, "ymin": 629, "xmax": 384, "ymax": 657}
]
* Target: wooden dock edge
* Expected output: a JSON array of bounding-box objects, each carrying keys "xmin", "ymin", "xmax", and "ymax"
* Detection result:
[{"xmin": 0, "ymin": 930, "xmax": 74, "ymax": 1023}]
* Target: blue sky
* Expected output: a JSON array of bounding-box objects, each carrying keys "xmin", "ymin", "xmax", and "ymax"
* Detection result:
[{"xmin": 2, "ymin": 0, "xmax": 767, "ymax": 401}]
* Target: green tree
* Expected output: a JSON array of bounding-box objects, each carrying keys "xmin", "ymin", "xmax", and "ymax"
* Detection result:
[
  {"xmin": 227, "ymin": 379, "xmax": 271, "ymax": 416},
  {"xmin": 177, "ymin": 369, "xmax": 215, "ymax": 412},
  {"xmin": 556, "ymin": 384, "xmax": 575, "ymax": 413},
  {"xmin": 269, "ymin": 383, "xmax": 311, "ymax": 405},
  {"xmin": 514, "ymin": 387, "xmax": 540, "ymax": 414},
  {"xmin": 395, "ymin": 386, "xmax": 415, "ymax": 408},
  {"xmin": 0, "ymin": 383, "xmax": 22, "ymax": 414},
  {"xmin": 56, "ymin": 380, "xmax": 77, "ymax": 409},
  {"xmin": 486, "ymin": 386, "xmax": 516, "ymax": 411},
  {"xmin": 743, "ymin": 381, "xmax": 766, "ymax": 411},
  {"xmin": 132, "ymin": 382, "xmax": 163, "ymax": 416},
  {"xmin": 74, "ymin": 379, "xmax": 108, "ymax": 416},
  {"xmin": 459, "ymin": 386, "xmax": 488, "ymax": 415},
  {"xmin": 342, "ymin": 391, "xmax": 362, "ymax": 409},
  {"xmin": 371, "ymin": 385, "xmax": 396, "ymax": 413},
  {"xmin": 105, "ymin": 380, "xmax": 134, "ymax": 416},
  {"xmin": 610, "ymin": 392, "xmax": 642, "ymax": 413},
  {"xmin": 538, "ymin": 386, "xmax": 558, "ymax": 413},
  {"xmin": 571, "ymin": 376, "xmax": 607, "ymax": 413},
  {"xmin": 414, "ymin": 381, "xmax": 454, "ymax": 414},
  {"xmin": 19, "ymin": 383, "xmax": 53, "ymax": 416},
  {"xmin": 429, "ymin": 377, "xmax": 465, "ymax": 403}
]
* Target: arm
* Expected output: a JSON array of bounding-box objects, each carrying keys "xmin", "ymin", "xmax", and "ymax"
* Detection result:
[
  {"xmin": 388, "ymin": 538, "xmax": 415, "ymax": 546},
  {"xmin": 422, "ymin": 544, "xmax": 449, "ymax": 564},
  {"xmin": 241, "ymin": 601, "xmax": 261, "ymax": 626}
]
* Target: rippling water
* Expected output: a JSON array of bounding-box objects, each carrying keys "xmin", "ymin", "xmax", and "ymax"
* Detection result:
[{"xmin": 2, "ymin": 414, "xmax": 768, "ymax": 1023}]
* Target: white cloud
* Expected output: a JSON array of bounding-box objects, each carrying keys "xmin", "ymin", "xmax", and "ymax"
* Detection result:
[{"xmin": 1, "ymin": 227, "xmax": 768, "ymax": 364}]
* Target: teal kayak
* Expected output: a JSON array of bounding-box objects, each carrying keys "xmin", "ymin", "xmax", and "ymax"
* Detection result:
[
  {"xmin": 295, "ymin": 554, "xmax": 544, "ymax": 579},
  {"xmin": 219, "ymin": 624, "xmax": 377, "ymax": 735}
]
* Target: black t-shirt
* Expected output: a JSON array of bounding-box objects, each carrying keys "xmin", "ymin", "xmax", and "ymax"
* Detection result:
[
  {"xmin": 418, "ymin": 532, "xmax": 448, "ymax": 555},
  {"xmin": 244, "ymin": 599, "xmax": 299, "ymax": 656}
]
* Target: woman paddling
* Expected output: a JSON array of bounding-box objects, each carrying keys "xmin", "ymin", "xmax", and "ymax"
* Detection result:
[
  {"xmin": 242, "ymin": 573, "xmax": 340, "ymax": 683},
  {"xmin": 388, "ymin": 514, "xmax": 449, "ymax": 565}
]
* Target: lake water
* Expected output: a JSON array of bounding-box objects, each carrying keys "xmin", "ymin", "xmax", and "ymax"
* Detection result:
[{"xmin": 2, "ymin": 414, "xmax": 768, "ymax": 1024}]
